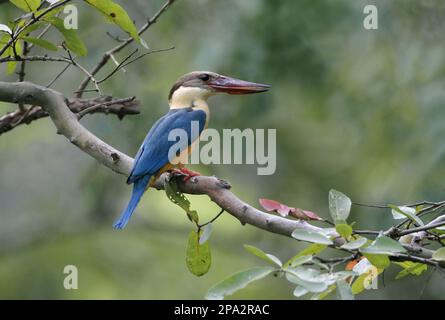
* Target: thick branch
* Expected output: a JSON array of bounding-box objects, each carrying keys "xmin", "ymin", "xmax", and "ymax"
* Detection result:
[
  {"xmin": 0, "ymin": 81, "xmax": 132, "ymax": 174},
  {"xmin": 0, "ymin": 81, "xmax": 441, "ymax": 268},
  {"xmin": 153, "ymin": 174, "xmax": 329, "ymax": 238},
  {"xmin": 0, "ymin": 95, "xmax": 140, "ymax": 135}
]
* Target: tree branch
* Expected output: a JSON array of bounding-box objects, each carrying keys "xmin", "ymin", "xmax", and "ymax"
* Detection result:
[
  {"xmin": 0, "ymin": 95, "xmax": 140, "ymax": 134},
  {"xmin": 0, "ymin": 80, "xmax": 442, "ymax": 268},
  {"xmin": 0, "ymin": 81, "xmax": 132, "ymax": 174}
]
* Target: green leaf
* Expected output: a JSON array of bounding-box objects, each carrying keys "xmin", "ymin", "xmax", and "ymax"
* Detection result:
[
  {"xmin": 0, "ymin": 24, "xmax": 12, "ymax": 34},
  {"xmin": 432, "ymin": 226, "xmax": 445, "ymax": 234},
  {"xmin": 186, "ymin": 230, "xmax": 211, "ymax": 277},
  {"xmin": 336, "ymin": 279, "xmax": 354, "ymax": 300},
  {"xmin": 362, "ymin": 253, "xmax": 390, "ymax": 269},
  {"xmin": 85, "ymin": 0, "xmax": 140, "ymax": 42},
  {"xmin": 336, "ymin": 222, "xmax": 353, "ymax": 239},
  {"xmin": 19, "ymin": 21, "xmax": 46, "ymax": 36},
  {"xmin": 388, "ymin": 204, "xmax": 424, "ymax": 226},
  {"xmin": 45, "ymin": 17, "xmax": 87, "ymax": 56},
  {"xmin": 286, "ymin": 255, "xmax": 313, "ymax": 268},
  {"xmin": 205, "ymin": 266, "xmax": 275, "ymax": 300},
  {"xmin": 390, "ymin": 205, "xmax": 414, "ymax": 220},
  {"xmin": 432, "ymin": 247, "xmax": 445, "ymax": 261},
  {"xmin": 310, "ymin": 285, "xmax": 336, "ymax": 300},
  {"xmin": 284, "ymin": 244, "xmax": 327, "ymax": 268},
  {"xmin": 21, "ymin": 36, "xmax": 58, "ymax": 51},
  {"xmin": 244, "ymin": 244, "xmax": 282, "ymax": 267},
  {"xmin": 1, "ymin": 36, "xmax": 22, "ymax": 75},
  {"xmin": 285, "ymin": 269, "xmax": 329, "ymax": 293},
  {"xmin": 340, "ymin": 237, "xmax": 368, "ymax": 250},
  {"xmin": 394, "ymin": 261, "xmax": 427, "ymax": 279},
  {"xmin": 328, "ymin": 189, "xmax": 352, "ymax": 222},
  {"xmin": 293, "ymin": 286, "xmax": 308, "ymax": 297},
  {"xmin": 199, "ymin": 223, "xmax": 212, "ymax": 245},
  {"xmin": 164, "ymin": 177, "xmax": 199, "ymax": 224},
  {"xmin": 360, "ymin": 235, "xmax": 406, "ymax": 255},
  {"xmin": 9, "ymin": 0, "xmax": 41, "ymax": 12},
  {"xmin": 291, "ymin": 229, "xmax": 333, "ymax": 245}
]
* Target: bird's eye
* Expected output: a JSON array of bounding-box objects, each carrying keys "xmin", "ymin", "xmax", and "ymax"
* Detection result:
[{"xmin": 200, "ymin": 74, "xmax": 210, "ymax": 82}]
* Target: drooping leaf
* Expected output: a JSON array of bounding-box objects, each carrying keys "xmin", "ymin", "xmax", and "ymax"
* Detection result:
[
  {"xmin": 292, "ymin": 208, "xmax": 322, "ymax": 221},
  {"xmin": 0, "ymin": 36, "xmax": 22, "ymax": 74},
  {"xmin": 328, "ymin": 189, "xmax": 352, "ymax": 222},
  {"xmin": 9, "ymin": 0, "xmax": 41, "ymax": 12},
  {"xmin": 199, "ymin": 223, "xmax": 212, "ymax": 245},
  {"xmin": 45, "ymin": 17, "xmax": 87, "ymax": 56},
  {"xmin": 293, "ymin": 286, "xmax": 308, "ymax": 297},
  {"xmin": 186, "ymin": 230, "xmax": 211, "ymax": 277},
  {"xmin": 0, "ymin": 24, "xmax": 12, "ymax": 34},
  {"xmin": 85, "ymin": 0, "xmax": 140, "ymax": 42},
  {"xmin": 394, "ymin": 261, "xmax": 427, "ymax": 279},
  {"xmin": 21, "ymin": 36, "xmax": 58, "ymax": 51},
  {"xmin": 244, "ymin": 244, "xmax": 282, "ymax": 267},
  {"xmin": 205, "ymin": 266, "xmax": 275, "ymax": 300},
  {"xmin": 284, "ymin": 243, "xmax": 327, "ymax": 268},
  {"xmin": 336, "ymin": 279, "xmax": 354, "ymax": 300},
  {"xmin": 360, "ymin": 235, "xmax": 406, "ymax": 255},
  {"xmin": 165, "ymin": 177, "xmax": 199, "ymax": 224},
  {"xmin": 310, "ymin": 284, "xmax": 336, "ymax": 300},
  {"xmin": 259, "ymin": 198, "xmax": 321, "ymax": 221},
  {"xmin": 341, "ymin": 237, "xmax": 368, "ymax": 250},
  {"xmin": 432, "ymin": 247, "xmax": 445, "ymax": 262},
  {"xmin": 390, "ymin": 205, "xmax": 415, "ymax": 220},
  {"xmin": 291, "ymin": 229, "xmax": 333, "ymax": 245},
  {"xmin": 388, "ymin": 204, "xmax": 424, "ymax": 226},
  {"xmin": 432, "ymin": 226, "xmax": 445, "ymax": 235},
  {"xmin": 285, "ymin": 269, "xmax": 329, "ymax": 293}
]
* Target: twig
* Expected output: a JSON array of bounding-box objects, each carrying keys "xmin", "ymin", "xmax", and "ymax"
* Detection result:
[
  {"xmin": 352, "ymin": 202, "xmax": 388, "ymax": 209},
  {"xmin": 198, "ymin": 209, "xmax": 225, "ymax": 229},
  {"xmin": 77, "ymin": 96, "xmax": 136, "ymax": 120},
  {"xmin": 97, "ymin": 47, "xmax": 174, "ymax": 84},
  {"xmin": 75, "ymin": 0, "xmax": 177, "ymax": 97},
  {"xmin": 96, "ymin": 48, "xmax": 139, "ymax": 84},
  {"xmin": 0, "ymin": 94, "xmax": 140, "ymax": 134},
  {"xmin": 0, "ymin": 56, "xmax": 71, "ymax": 63},
  {"xmin": 17, "ymin": 41, "xmax": 29, "ymax": 112},
  {"xmin": 46, "ymin": 63, "xmax": 71, "ymax": 88},
  {"xmin": 63, "ymin": 46, "xmax": 102, "ymax": 96},
  {"xmin": 397, "ymin": 219, "xmax": 445, "ymax": 237}
]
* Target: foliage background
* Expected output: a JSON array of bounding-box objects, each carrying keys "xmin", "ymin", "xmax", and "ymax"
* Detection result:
[{"xmin": 1, "ymin": 0, "xmax": 445, "ymax": 299}]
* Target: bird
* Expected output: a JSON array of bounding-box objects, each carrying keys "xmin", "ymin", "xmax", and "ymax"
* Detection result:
[{"xmin": 113, "ymin": 71, "xmax": 270, "ymax": 229}]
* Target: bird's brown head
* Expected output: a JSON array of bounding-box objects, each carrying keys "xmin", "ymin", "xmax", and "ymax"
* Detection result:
[{"xmin": 168, "ymin": 71, "xmax": 270, "ymax": 102}]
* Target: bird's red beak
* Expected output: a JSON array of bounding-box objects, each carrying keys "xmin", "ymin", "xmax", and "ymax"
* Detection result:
[{"xmin": 208, "ymin": 75, "xmax": 270, "ymax": 94}]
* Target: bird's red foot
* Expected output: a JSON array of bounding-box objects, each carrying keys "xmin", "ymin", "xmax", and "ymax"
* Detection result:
[{"xmin": 170, "ymin": 168, "xmax": 201, "ymax": 182}]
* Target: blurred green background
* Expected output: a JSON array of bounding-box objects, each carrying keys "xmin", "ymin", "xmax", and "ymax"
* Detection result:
[{"xmin": 1, "ymin": 0, "xmax": 445, "ymax": 299}]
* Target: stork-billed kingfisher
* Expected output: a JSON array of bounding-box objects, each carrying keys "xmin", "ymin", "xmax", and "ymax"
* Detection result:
[{"xmin": 114, "ymin": 71, "xmax": 270, "ymax": 229}]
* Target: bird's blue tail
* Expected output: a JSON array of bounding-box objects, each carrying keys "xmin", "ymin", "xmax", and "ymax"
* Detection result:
[{"xmin": 113, "ymin": 175, "xmax": 151, "ymax": 229}]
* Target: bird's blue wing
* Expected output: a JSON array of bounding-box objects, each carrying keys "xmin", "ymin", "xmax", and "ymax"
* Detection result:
[{"xmin": 127, "ymin": 108, "xmax": 206, "ymax": 184}]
